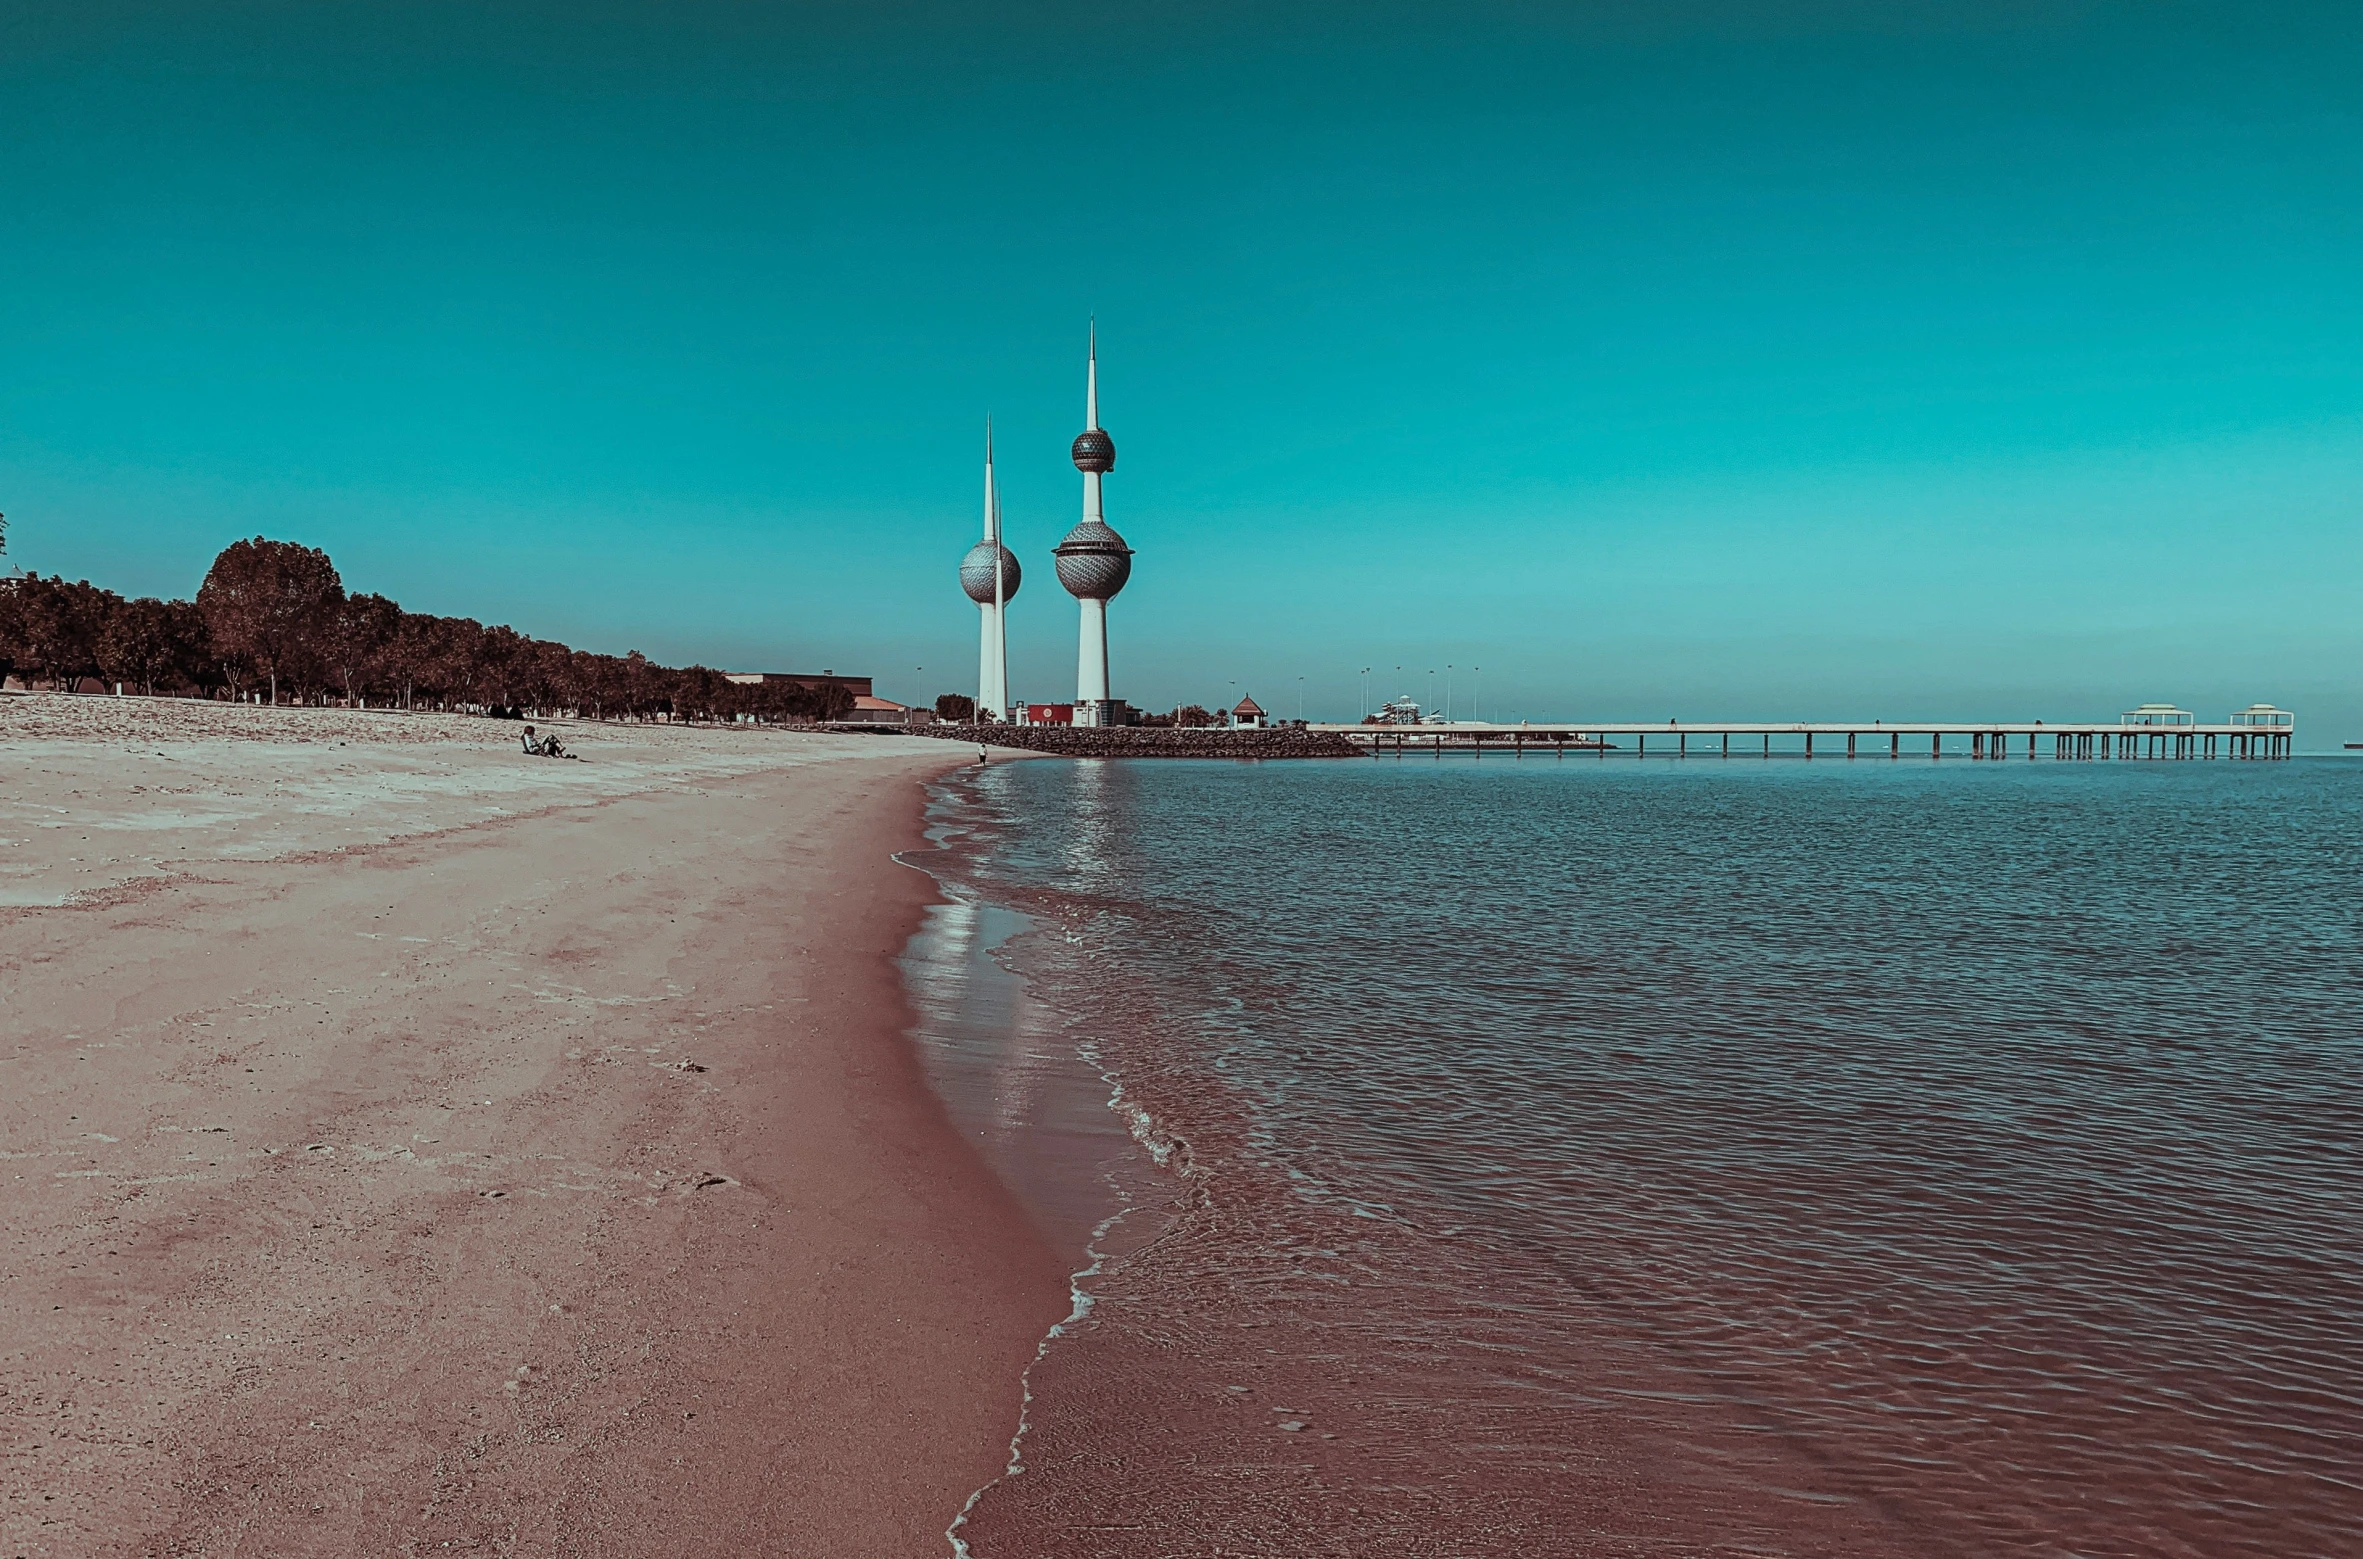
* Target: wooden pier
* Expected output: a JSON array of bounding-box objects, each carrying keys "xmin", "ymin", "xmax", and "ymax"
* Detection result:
[{"xmin": 1312, "ymin": 721, "xmax": 2295, "ymax": 760}]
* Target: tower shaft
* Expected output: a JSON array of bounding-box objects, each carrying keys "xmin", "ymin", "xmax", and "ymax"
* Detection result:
[
  {"xmin": 980, "ymin": 602, "xmax": 1004, "ymax": 719},
  {"xmin": 1077, "ymin": 597, "xmax": 1109, "ymax": 709}
]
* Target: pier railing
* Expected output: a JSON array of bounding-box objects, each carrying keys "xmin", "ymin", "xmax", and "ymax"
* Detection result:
[{"xmin": 1309, "ymin": 722, "xmax": 2293, "ymax": 760}]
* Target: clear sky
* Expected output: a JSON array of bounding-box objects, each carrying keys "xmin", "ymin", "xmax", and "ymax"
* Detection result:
[{"xmin": 3, "ymin": 1, "xmax": 2357, "ymax": 733}]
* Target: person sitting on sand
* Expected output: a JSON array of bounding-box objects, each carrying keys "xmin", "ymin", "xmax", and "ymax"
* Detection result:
[{"xmin": 519, "ymin": 723, "xmax": 580, "ymax": 760}]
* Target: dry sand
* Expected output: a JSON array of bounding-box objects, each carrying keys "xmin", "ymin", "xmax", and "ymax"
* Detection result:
[{"xmin": 1, "ymin": 694, "xmax": 1068, "ymax": 1555}]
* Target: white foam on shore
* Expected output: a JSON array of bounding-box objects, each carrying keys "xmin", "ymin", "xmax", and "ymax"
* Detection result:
[
  {"xmin": 944, "ymin": 1055, "xmax": 1199, "ymax": 1558},
  {"xmin": 943, "ymin": 1189, "xmax": 1129, "ymax": 1559}
]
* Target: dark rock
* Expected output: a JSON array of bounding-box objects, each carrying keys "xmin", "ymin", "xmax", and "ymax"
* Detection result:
[{"xmin": 917, "ymin": 725, "xmax": 1367, "ymax": 760}]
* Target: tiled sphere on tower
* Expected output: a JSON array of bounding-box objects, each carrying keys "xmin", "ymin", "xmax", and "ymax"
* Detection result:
[
  {"xmin": 1053, "ymin": 522, "xmax": 1131, "ymax": 600},
  {"xmin": 1070, "ymin": 428, "xmax": 1116, "ymax": 473},
  {"xmin": 959, "ymin": 541, "xmax": 1021, "ymax": 604}
]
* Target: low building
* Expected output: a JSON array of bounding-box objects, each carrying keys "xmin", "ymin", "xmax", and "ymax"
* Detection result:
[
  {"xmin": 841, "ymin": 695, "xmax": 923, "ymax": 727},
  {"xmin": 2121, "ymin": 702, "xmax": 2194, "ymax": 728},
  {"xmin": 2229, "ymin": 703, "xmax": 2293, "ymax": 730},
  {"xmin": 1022, "ymin": 703, "xmax": 1075, "ymax": 726},
  {"xmin": 723, "ymin": 670, "xmax": 876, "ymax": 700},
  {"xmin": 1230, "ymin": 695, "xmax": 1266, "ymax": 730}
]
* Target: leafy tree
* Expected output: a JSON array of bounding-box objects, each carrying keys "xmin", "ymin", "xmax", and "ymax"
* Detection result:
[
  {"xmin": 1171, "ymin": 704, "xmax": 1217, "ymax": 728},
  {"xmin": 935, "ymin": 692, "xmax": 976, "ymax": 722},
  {"xmin": 566, "ymin": 648, "xmax": 605, "ymax": 718},
  {"xmin": 96, "ymin": 597, "xmax": 184, "ymax": 694},
  {"xmin": 673, "ymin": 664, "xmax": 730, "ymax": 723},
  {"xmin": 383, "ymin": 610, "xmax": 446, "ymax": 709},
  {"xmin": 326, "ymin": 592, "xmax": 403, "ymax": 704},
  {"xmin": 621, "ymin": 650, "xmax": 659, "ymax": 719},
  {"xmin": 196, "ymin": 538, "xmax": 344, "ymax": 706},
  {"xmin": 161, "ymin": 600, "xmax": 221, "ymax": 695},
  {"xmin": 8, "ymin": 577, "xmax": 109, "ymax": 689},
  {"xmin": 472, "ymin": 623, "xmax": 528, "ymax": 708},
  {"xmin": 0, "ymin": 579, "xmax": 22, "ymax": 683},
  {"xmin": 804, "ymin": 680, "xmax": 855, "ymax": 722},
  {"xmin": 510, "ymin": 637, "xmax": 559, "ymax": 714},
  {"xmin": 417, "ymin": 616, "xmax": 484, "ymax": 709}
]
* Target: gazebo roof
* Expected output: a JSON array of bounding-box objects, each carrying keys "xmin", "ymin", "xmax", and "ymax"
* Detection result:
[{"xmin": 1233, "ymin": 695, "xmax": 1264, "ymax": 716}]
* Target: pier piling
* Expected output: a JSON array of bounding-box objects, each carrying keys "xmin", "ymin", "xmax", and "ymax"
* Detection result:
[{"xmin": 1324, "ymin": 717, "xmax": 2292, "ymax": 761}]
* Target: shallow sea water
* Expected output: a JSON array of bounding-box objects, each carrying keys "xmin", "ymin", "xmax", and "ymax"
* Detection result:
[{"xmin": 904, "ymin": 755, "xmax": 2363, "ymax": 1558}]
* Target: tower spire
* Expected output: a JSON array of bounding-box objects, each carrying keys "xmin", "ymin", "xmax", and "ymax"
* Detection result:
[
  {"xmin": 990, "ymin": 418, "xmax": 1007, "ymax": 720},
  {"xmin": 1086, "ymin": 317, "xmax": 1099, "ymax": 431}
]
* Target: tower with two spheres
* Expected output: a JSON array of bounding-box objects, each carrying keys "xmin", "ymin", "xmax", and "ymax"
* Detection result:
[{"xmin": 958, "ymin": 326, "xmax": 1134, "ymax": 726}]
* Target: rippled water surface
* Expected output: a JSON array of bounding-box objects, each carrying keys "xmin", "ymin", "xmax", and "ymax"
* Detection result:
[{"xmin": 918, "ymin": 757, "xmax": 2363, "ymax": 1558}]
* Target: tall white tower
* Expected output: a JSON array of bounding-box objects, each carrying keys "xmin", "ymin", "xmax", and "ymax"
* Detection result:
[
  {"xmin": 958, "ymin": 418, "xmax": 1020, "ymax": 721},
  {"xmin": 1053, "ymin": 324, "xmax": 1133, "ymax": 726}
]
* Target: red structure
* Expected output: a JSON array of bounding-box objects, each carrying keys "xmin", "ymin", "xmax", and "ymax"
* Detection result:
[{"xmin": 1023, "ymin": 703, "xmax": 1075, "ymax": 726}]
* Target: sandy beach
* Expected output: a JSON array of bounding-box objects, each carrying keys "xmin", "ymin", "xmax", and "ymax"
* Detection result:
[{"xmin": 1, "ymin": 694, "xmax": 1067, "ymax": 1555}]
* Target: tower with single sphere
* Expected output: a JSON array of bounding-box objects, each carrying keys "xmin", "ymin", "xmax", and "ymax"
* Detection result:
[
  {"xmin": 1054, "ymin": 325, "xmax": 1133, "ymax": 725},
  {"xmin": 958, "ymin": 419, "xmax": 1019, "ymax": 720}
]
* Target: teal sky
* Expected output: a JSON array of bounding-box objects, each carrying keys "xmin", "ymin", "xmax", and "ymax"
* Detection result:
[{"xmin": 3, "ymin": 2, "xmax": 2358, "ymax": 734}]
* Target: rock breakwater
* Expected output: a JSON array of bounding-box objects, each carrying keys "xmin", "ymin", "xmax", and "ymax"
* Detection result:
[{"xmin": 912, "ymin": 725, "xmax": 1367, "ymax": 759}]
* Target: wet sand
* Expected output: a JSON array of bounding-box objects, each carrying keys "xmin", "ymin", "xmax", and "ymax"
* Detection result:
[{"xmin": 1, "ymin": 696, "xmax": 1069, "ymax": 1555}]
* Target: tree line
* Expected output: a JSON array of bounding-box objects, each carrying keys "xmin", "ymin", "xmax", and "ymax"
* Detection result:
[{"xmin": 0, "ymin": 536, "xmax": 855, "ymax": 723}]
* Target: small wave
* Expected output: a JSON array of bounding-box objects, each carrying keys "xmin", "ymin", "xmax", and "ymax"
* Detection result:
[{"xmin": 945, "ymin": 1191, "xmax": 1133, "ymax": 1558}]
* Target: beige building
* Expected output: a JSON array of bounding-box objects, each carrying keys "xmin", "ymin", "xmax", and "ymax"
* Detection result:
[{"xmin": 841, "ymin": 695, "xmax": 924, "ymax": 727}]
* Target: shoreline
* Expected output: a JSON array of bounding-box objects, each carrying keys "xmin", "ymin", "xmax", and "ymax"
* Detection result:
[
  {"xmin": 893, "ymin": 770, "xmax": 1191, "ymax": 1553},
  {"xmin": 1, "ymin": 699, "xmax": 1071, "ymax": 1554}
]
